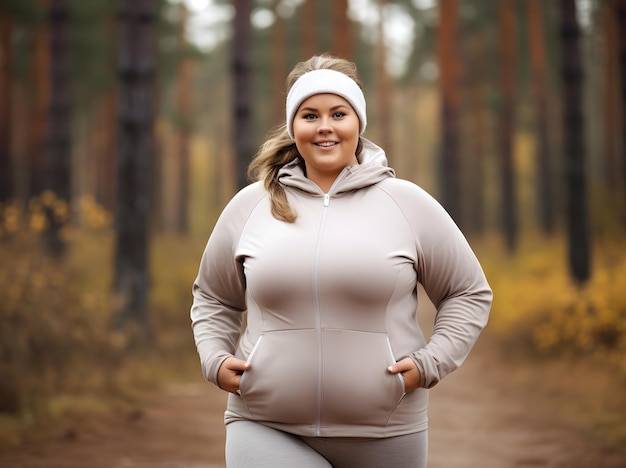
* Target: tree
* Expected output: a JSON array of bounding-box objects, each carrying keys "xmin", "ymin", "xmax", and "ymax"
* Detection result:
[
  {"xmin": 270, "ymin": 0, "xmax": 288, "ymax": 126},
  {"xmin": 94, "ymin": 89, "xmax": 117, "ymax": 213},
  {"xmin": 41, "ymin": 0, "xmax": 72, "ymax": 256},
  {"xmin": 94, "ymin": 9, "xmax": 118, "ymax": 214},
  {"xmin": 375, "ymin": 0, "xmax": 393, "ymax": 160},
  {"xmin": 0, "ymin": 3, "xmax": 13, "ymax": 206},
  {"xmin": 300, "ymin": 0, "xmax": 317, "ymax": 59},
  {"xmin": 460, "ymin": 0, "xmax": 495, "ymax": 236},
  {"xmin": 331, "ymin": 0, "xmax": 352, "ymax": 59},
  {"xmin": 617, "ymin": 0, "xmax": 626, "ymax": 218},
  {"xmin": 232, "ymin": 0, "xmax": 254, "ymax": 190},
  {"xmin": 27, "ymin": 1, "xmax": 50, "ymax": 201},
  {"xmin": 113, "ymin": 0, "xmax": 158, "ymax": 335},
  {"xmin": 602, "ymin": 0, "xmax": 621, "ymax": 198},
  {"xmin": 559, "ymin": 0, "xmax": 591, "ymax": 283},
  {"xmin": 175, "ymin": 2, "xmax": 192, "ymax": 233},
  {"xmin": 527, "ymin": 0, "xmax": 555, "ymax": 235},
  {"xmin": 497, "ymin": 0, "xmax": 518, "ymax": 251},
  {"xmin": 436, "ymin": 0, "xmax": 462, "ymax": 225}
]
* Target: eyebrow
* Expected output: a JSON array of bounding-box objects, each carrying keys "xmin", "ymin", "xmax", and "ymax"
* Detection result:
[{"xmin": 299, "ymin": 104, "xmax": 350, "ymax": 113}]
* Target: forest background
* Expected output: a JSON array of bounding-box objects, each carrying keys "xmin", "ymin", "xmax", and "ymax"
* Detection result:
[{"xmin": 1, "ymin": 0, "xmax": 626, "ymax": 459}]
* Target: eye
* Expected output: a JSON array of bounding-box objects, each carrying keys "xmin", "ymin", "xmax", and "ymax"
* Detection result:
[
  {"xmin": 303, "ymin": 113, "xmax": 318, "ymax": 120},
  {"xmin": 333, "ymin": 111, "xmax": 346, "ymax": 118}
]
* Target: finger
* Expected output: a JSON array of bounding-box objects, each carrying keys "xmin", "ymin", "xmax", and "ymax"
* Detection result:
[
  {"xmin": 225, "ymin": 357, "xmax": 252, "ymax": 372},
  {"xmin": 387, "ymin": 358, "xmax": 415, "ymax": 374}
]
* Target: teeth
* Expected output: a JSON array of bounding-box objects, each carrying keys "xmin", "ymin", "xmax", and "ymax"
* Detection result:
[{"xmin": 317, "ymin": 142, "xmax": 336, "ymax": 147}]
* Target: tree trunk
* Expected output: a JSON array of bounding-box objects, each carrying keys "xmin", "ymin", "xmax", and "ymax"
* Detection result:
[
  {"xmin": 41, "ymin": 0, "xmax": 72, "ymax": 256},
  {"xmin": 95, "ymin": 90, "xmax": 117, "ymax": 213},
  {"xmin": 617, "ymin": 0, "xmax": 626, "ymax": 220},
  {"xmin": 602, "ymin": 0, "xmax": 620, "ymax": 197},
  {"xmin": 28, "ymin": 1, "xmax": 50, "ymax": 200},
  {"xmin": 466, "ymin": 63, "xmax": 486, "ymax": 235},
  {"xmin": 232, "ymin": 0, "xmax": 254, "ymax": 190},
  {"xmin": 559, "ymin": 0, "xmax": 591, "ymax": 284},
  {"xmin": 300, "ymin": 0, "xmax": 316, "ymax": 59},
  {"xmin": 461, "ymin": 15, "xmax": 488, "ymax": 237},
  {"xmin": 498, "ymin": 0, "xmax": 517, "ymax": 251},
  {"xmin": 175, "ymin": 3, "xmax": 192, "ymax": 234},
  {"xmin": 437, "ymin": 0, "xmax": 462, "ymax": 226},
  {"xmin": 95, "ymin": 16, "xmax": 118, "ymax": 214},
  {"xmin": 527, "ymin": 0, "xmax": 555, "ymax": 235},
  {"xmin": 113, "ymin": 0, "xmax": 158, "ymax": 336},
  {"xmin": 271, "ymin": 0, "xmax": 287, "ymax": 126},
  {"xmin": 0, "ymin": 7, "xmax": 13, "ymax": 205},
  {"xmin": 376, "ymin": 0, "xmax": 393, "ymax": 161},
  {"xmin": 331, "ymin": 0, "xmax": 351, "ymax": 59}
]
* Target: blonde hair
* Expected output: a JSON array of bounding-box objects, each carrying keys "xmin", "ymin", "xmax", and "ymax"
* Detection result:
[{"xmin": 247, "ymin": 54, "xmax": 364, "ymax": 223}]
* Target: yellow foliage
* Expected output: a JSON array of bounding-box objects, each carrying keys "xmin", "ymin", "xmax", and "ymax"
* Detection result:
[
  {"xmin": 479, "ymin": 234, "xmax": 626, "ymax": 374},
  {"xmin": 1, "ymin": 194, "xmax": 113, "ymax": 237},
  {"xmin": 0, "ymin": 197, "xmax": 202, "ymax": 440}
]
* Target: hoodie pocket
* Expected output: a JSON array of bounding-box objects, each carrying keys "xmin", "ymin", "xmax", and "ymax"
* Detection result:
[
  {"xmin": 320, "ymin": 329, "xmax": 406, "ymax": 427},
  {"xmin": 238, "ymin": 329, "xmax": 318, "ymax": 424}
]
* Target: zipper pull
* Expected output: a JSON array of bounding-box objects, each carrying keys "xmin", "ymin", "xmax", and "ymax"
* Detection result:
[{"xmin": 323, "ymin": 193, "xmax": 330, "ymax": 207}]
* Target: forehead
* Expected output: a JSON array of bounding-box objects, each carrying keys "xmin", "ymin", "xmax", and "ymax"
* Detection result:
[{"xmin": 297, "ymin": 93, "xmax": 353, "ymax": 111}]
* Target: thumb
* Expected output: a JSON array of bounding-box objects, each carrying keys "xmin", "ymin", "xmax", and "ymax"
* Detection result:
[
  {"xmin": 225, "ymin": 357, "xmax": 252, "ymax": 372},
  {"xmin": 387, "ymin": 357, "xmax": 413, "ymax": 374}
]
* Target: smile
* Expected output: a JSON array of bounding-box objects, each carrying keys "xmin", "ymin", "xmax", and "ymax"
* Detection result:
[{"xmin": 315, "ymin": 142, "xmax": 338, "ymax": 147}]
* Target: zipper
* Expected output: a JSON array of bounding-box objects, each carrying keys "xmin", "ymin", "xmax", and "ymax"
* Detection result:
[
  {"xmin": 311, "ymin": 172, "xmax": 348, "ymax": 435},
  {"xmin": 313, "ymin": 192, "xmax": 330, "ymax": 436}
]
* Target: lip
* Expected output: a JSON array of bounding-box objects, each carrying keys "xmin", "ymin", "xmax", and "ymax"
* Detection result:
[{"xmin": 314, "ymin": 141, "xmax": 339, "ymax": 148}]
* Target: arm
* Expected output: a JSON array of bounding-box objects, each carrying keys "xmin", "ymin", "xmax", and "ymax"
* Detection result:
[
  {"xmin": 190, "ymin": 185, "xmax": 265, "ymax": 387},
  {"xmin": 410, "ymin": 190, "xmax": 492, "ymax": 388},
  {"xmin": 380, "ymin": 180, "xmax": 492, "ymax": 389}
]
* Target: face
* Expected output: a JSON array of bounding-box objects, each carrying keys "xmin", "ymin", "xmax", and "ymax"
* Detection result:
[{"xmin": 292, "ymin": 93, "xmax": 360, "ymax": 192}]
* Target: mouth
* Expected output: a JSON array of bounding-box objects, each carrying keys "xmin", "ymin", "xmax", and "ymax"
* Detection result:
[{"xmin": 315, "ymin": 141, "xmax": 338, "ymax": 148}]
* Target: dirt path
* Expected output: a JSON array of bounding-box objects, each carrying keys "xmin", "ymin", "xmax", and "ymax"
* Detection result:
[
  {"xmin": 427, "ymin": 338, "xmax": 625, "ymax": 468},
  {"xmin": 1, "ymin": 336, "xmax": 624, "ymax": 468}
]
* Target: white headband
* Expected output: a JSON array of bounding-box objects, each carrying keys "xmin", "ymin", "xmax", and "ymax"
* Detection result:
[{"xmin": 286, "ymin": 69, "xmax": 367, "ymax": 139}]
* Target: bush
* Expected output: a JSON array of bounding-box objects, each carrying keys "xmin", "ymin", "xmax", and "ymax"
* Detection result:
[
  {"xmin": 480, "ymin": 234, "xmax": 626, "ymax": 374},
  {"xmin": 0, "ymin": 197, "xmax": 122, "ymax": 420},
  {"xmin": 0, "ymin": 195, "xmax": 205, "ymax": 441}
]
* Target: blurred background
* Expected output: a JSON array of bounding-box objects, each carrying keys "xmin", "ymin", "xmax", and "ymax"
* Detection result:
[{"xmin": 0, "ymin": 0, "xmax": 625, "ymax": 459}]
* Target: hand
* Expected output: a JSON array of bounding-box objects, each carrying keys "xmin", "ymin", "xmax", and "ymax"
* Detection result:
[
  {"xmin": 387, "ymin": 357, "xmax": 420, "ymax": 393},
  {"xmin": 217, "ymin": 357, "xmax": 251, "ymax": 394}
]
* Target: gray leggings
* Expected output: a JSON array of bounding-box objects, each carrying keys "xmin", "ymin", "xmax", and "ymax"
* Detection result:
[{"xmin": 225, "ymin": 420, "xmax": 428, "ymax": 468}]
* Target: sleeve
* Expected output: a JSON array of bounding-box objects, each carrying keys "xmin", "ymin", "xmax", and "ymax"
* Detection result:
[
  {"xmin": 384, "ymin": 180, "xmax": 492, "ymax": 389},
  {"xmin": 190, "ymin": 187, "xmax": 262, "ymax": 386}
]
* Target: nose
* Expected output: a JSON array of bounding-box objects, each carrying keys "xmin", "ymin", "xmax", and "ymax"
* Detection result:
[{"xmin": 317, "ymin": 116, "xmax": 333, "ymax": 133}]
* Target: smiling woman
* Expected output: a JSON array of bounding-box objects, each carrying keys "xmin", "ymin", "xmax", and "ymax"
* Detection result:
[{"xmin": 190, "ymin": 54, "xmax": 492, "ymax": 468}]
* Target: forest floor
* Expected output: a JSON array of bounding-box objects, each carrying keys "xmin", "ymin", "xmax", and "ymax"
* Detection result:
[{"xmin": 0, "ymin": 332, "xmax": 625, "ymax": 468}]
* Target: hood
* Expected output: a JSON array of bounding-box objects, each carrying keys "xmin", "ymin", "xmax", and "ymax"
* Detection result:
[{"xmin": 278, "ymin": 138, "xmax": 395, "ymax": 196}]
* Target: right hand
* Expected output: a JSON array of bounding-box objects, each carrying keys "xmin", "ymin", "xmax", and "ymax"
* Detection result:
[{"xmin": 217, "ymin": 357, "xmax": 251, "ymax": 394}]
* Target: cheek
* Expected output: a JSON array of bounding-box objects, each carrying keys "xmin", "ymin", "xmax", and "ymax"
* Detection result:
[
  {"xmin": 338, "ymin": 119, "xmax": 360, "ymax": 140},
  {"xmin": 293, "ymin": 125, "xmax": 316, "ymax": 151},
  {"xmin": 293, "ymin": 123, "xmax": 312, "ymax": 142}
]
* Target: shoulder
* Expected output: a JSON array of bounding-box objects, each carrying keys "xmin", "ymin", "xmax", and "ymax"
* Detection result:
[
  {"xmin": 228, "ymin": 181, "xmax": 268, "ymax": 208},
  {"xmin": 214, "ymin": 182, "xmax": 269, "ymax": 231},
  {"xmin": 374, "ymin": 178, "xmax": 458, "ymax": 233},
  {"xmin": 375, "ymin": 178, "xmax": 442, "ymax": 211}
]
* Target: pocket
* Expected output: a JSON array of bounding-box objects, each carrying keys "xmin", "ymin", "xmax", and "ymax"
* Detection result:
[
  {"xmin": 238, "ymin": 329, "xmax": 318, "ymax": 424},
  {"xmin": 320, "ymin": 330, "xmax": 406, "ymax": 427}
]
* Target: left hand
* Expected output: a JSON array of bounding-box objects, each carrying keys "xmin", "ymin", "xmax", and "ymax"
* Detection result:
[{"xmin": 387, "ymin": 357, "xmax": 421, "ymax": 393}]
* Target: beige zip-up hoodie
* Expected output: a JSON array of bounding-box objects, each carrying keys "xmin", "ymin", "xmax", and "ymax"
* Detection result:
[{"xmin": 191, "ymin": 139, "xmax": 492, "ymax": 438}]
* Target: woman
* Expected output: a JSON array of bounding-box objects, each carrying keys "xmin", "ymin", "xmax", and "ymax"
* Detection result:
[{"xmin": 191, "ymin": 54, "xmax": 492, "ymax": 467}]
